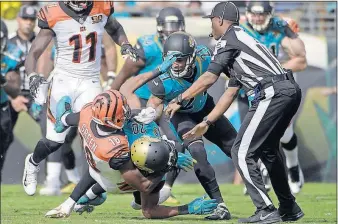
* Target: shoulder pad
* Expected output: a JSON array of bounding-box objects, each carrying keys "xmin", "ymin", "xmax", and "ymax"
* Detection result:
[
  {"xmin": 196, "ymin": 45, "xmax": 212, "ymax": 61},
  {"xmin": 137, "ymin": 35, "xmax": 156, "ymax": 47},
  {"xmin": 37, "ymin": 3, "xmax": 70, "ymax": 29},
  {"xmin": 271, "ymin": 17, "xmax": 288, "ymax": 29}
]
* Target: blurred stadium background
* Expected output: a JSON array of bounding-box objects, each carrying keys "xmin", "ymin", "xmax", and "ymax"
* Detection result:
[{"xmin": 1, "ymin": 1, "xmax": 336, "ymax": 188}]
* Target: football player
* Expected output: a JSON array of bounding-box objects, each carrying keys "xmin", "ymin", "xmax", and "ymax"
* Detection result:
[
  {"xmin": 241, "ymin": 1, "xmax": 307, "ymax": 194},
  {"xmin": 22, "ymin": 1, "xmax": 139, "ymax": 196},
  {"xmin": 0, "ymin": 19, "xmax": 24, "ymax": 178},
  {"xmin": 120, "ymin": 32, "xmax": 237, "ymax": 220},
  {"xmin": 110, "ymin": 6, "xmax": 186, "ymax": 204},
  {"xmin": 44, "ymin": 90, "xmax": 216, "ymax": 219}
]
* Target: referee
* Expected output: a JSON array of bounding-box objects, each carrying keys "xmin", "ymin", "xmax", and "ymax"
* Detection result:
[{"xmin": 166, "ymin": 2, "xmax": 304, "ymax": 223}]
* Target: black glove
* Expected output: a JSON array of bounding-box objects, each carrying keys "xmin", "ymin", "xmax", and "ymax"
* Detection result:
[
  {"xmin": 28, "ymin": 73, "xmax": 46, "ymax": 98},
  {"xmin": 120, "ymin": 43, "xmax": 139, "ymax": 62}
]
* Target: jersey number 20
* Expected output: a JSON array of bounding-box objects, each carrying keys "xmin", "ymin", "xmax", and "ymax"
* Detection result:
[{"xmin": 69, "ymin": 32, "xmax": 97, "ymax": 63}]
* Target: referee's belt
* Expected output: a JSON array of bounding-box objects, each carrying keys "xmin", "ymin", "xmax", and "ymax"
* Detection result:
[{"xmin": 246, "ymin": 73, "xmax": 289, "ymax": 97}]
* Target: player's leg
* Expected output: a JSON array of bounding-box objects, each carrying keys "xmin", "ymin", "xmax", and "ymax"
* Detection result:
[
  {"xmin": 280, "ymin": 121, "xmax": 304, "ymax": 194},
  {"xmin": 175, "ymin": 115, "xmax": 230, "ymax": 220},
  {"xmin": 45, "ymin": 168, "xmax": 97, "ymax": 218},
  {"xmin": 22, "ymin": 75, "xmax": 73, "ymax": 195},
  {"xmin": 0, "ymin": 102, "xmax": 14, "ymax": 181},
  {"xmin": 156, "ymin": 112, "xmax": 183, "ymax": 205},
  {"xmin": 61, "ymin": 127, "xmax": 81, "ymax": 194}
]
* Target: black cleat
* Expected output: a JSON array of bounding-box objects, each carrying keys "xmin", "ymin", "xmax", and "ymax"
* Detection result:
[
  {"xmin": 205, "ymin": 203, "xmax": 231, "ymax": 220},
  {"xmin": 278, "ymin": 202, "xmax": 304, "ymax": 222},
  {"xmin": 238, "ymin": 207, "xmax": 281, "ymax": 224}
]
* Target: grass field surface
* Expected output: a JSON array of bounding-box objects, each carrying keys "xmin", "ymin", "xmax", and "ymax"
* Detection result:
[{"xmin": 1, "ymin": 183, "xmax": 336, "ymax": 224}]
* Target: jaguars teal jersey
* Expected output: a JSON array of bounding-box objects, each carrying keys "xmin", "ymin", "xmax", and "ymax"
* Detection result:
[
  {"xmin": 241, "ymin": 17, "xmax": 296, "ymax": 57},
  {"xmin": 1, "ymin": 42, "xmax": 23, "ymax": 103},
  {"xmin": 148, "ymin": 45, "xmax": 212, "ymax": 113},
  {"xmin": 123, "ymin": 118, "xmax": 161, "ymax": 146},
  {"xmin": 134, "ymin": 34, "xmax": 163, "ymax": 100}
]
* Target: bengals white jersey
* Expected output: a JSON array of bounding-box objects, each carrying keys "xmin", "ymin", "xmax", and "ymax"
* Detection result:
[
  {"xmin": 37, "ymin": 1, "xmax": 114, "ymax": 78},
  {"xmin": 79, "ymin": 104, "xmax": 135, "ymax": 193}
]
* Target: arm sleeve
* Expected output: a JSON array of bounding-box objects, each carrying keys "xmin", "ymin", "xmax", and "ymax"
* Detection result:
[
  {"xmin": 284, "ymin": 25, "xmax": 298, "ymax": 39},
  {"xmin": 207, "ymin": 47, "xmax": 240, "ymax": 76},
  {"xmin": 228, "ymin": 76, "xmax": 242, "ymax": 88},
  {"xmin": 147, "ymin": 77, "xmax": 166, "ymax": 100},
  {"xmin": 64, "ymin": 112, "xmax": 80, "ymax": 126},
  {"xmin": 134, "ymin": 40, "xmax": 146, "ymax": 61}
]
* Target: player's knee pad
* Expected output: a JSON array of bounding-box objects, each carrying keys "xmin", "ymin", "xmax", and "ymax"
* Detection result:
[{"xmin": 281, "ymin": 133, "xmax": 297, "ymax": 151}]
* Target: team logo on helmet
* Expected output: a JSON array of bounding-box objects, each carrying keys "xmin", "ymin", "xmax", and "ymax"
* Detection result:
[{"xmin": 188, "ymin": 36, "xmax": 195, "ymax": 48}]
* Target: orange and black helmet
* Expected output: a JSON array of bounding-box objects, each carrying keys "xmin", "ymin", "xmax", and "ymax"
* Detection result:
[{"xmin": 91, "ymin": 90, "xmax": 130, "ymax": 129}]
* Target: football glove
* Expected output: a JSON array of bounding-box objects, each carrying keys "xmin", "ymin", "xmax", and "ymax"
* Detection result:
[
  {"xmin": 177, "ymin": 152, "xmax": 197, "ymax": 172},
  {"xmin": 134, "ymin": 107, "xmax": 157, "ymax": 124},
  {"xmin": 28, "ymin": 73, "xmax": 46, "ymax": 98},
  {"xmin": 188, "ymin": 195, "xmax": 218, "ymax": 215},
  {"xmin": 121, "ymin": 43, "xmax": 139, "ymax": 62}
]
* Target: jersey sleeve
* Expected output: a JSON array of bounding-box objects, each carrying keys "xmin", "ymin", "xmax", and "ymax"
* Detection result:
[
  {"xmin": 107, "ymin": 137, "xmax": 130, "ymax": 170},
  {"xmin": 37, "ymin": 7, "xmax": 50, "ymax": 29},
  {"xmin": 147, "ymin": 76, "xmax": 171, "ymax": 100},
  {"xmin": 208, "ymin": 44, "xmax": 240, "ymax": 76},
  {"xmin": 134, "ymin": 39, "xmax": 146, "ymax": 61}
]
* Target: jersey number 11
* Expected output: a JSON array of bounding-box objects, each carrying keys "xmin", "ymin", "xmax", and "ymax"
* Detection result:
[{"xmin": 69, "ymin": 31, "xmax": 97, "ymax": 63}]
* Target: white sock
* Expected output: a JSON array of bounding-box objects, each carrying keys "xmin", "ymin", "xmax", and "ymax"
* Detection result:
[
  {"xmin": 63, "ymin": 197, "xmax": 76, "ymax": 208},
  {"xmin": 65, "ymin": 168, "xmax": 80, "ymax": 184},
  {"xmin": 158, "ymin": 185, "xmax": 171, "ymax": 204},
  {"xmin": 86, "ymin": 188, "xmax": 97, "ymax": 200},
  {"xmin": 46, "ymin": 162, "xmax": 62, "ymax": 187},
  {"xmin": 283, "ymin": 146, "xmax": 299, "ymax": 168}
]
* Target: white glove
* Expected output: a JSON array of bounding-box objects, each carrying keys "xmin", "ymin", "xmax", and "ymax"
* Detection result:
[
  {"xmin": 102, "ymin": 71, "xmax": 116, "ymax": 91},
  {"xmin": 161, "ymin": 135, "xmax": 175, "ymax": 146},
  {"xmin": 134, "ymin": 107, "xmax": 157, "ymax": 124}
]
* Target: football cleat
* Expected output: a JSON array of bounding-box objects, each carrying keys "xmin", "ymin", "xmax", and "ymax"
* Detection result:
[
  {"xmin": 205, "ymin": 202, "xmax": 231, "ymax": 220},
  {"xmin": 45, "ymin": 204, "xmax": 73, "ymax": 218},
  {"xmin": 22, "ymin": 154, "xmax": 40, "ymax": 196},
  {"xmin": 288, "ymin": 165, "xmax": 304, "ymax": 194},
  {"xmin": 61, "ymin": 183, "xmax": 77, "ymax": 194}
]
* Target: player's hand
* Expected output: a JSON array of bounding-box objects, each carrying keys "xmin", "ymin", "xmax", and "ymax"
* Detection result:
[
  {"xmin": 157, "ymin": 52, "xmax": 180, "ymax": 74},
  {"xmin": 121, "ymin": 43, "xmax": 139, "ymax": 62},
  {"xmin": 30, "ymin": 102, "xmax": 42, "ymax": 121},
  {"xmin": 177, "ymin": 152, "xmax": 197, "ymax": 172},
  {"xmin": 165, "ymin": 101, "xmax": 181, "ymax": 119},
  {"xmin": 134, "ymin": 107, "xmax": 157, "ymax": 124},
  {"xmin": 54, "ymin": 96, "xmax": 72, "ymax": 133},
  {"xmin": 188, "ymin": 195, "xmax": 218, "ymax": 215},
  {"xmin": 10, "ymin": 95, "xmax": 29, "ymax": 112},
  {"xmin": 28, "ymin": 73, "xmax": 46, "ymax": 98},
  {"xmin": 102, "ymin": 71, "xmax": 116, "ymax": 91},
  {"xmin": 183, "ymin": 122, "xmax": 209, "ymax": 140},
  {"xmin": 283, "ymin": 17, "xmax": 300, "ymax": 33}
]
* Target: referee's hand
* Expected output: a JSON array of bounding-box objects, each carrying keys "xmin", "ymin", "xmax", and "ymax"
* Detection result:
[
  {"xmin": 183, "ymin": 122, "xmax": 209, "ymax": 140},
  {"xmin": 165, "ymin": 102, "xmax": 181, "ymax": 119}
]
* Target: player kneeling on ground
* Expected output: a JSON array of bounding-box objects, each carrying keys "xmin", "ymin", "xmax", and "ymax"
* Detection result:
[{"xmin": 45, "ymin": 90, "xmax": 217, "ymax": 219}]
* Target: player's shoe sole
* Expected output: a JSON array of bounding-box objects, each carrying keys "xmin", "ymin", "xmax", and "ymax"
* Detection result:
[{"xmin": 164, "ymin": 195, "xmax": 180, "ymax": 205}]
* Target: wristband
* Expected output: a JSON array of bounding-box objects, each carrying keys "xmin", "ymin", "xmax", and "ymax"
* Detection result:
[
  {"xmin": 203, "ymin": 116, "xmax": 213, "ymax": 126},
  {"xmin": 107, "ymin": 71, "xmax": 116, "ymax": 78},
  {"xmin": 176, "ymin": 94, "xmax": 183, "ymax": 106},
  {"xmin": 27, "ymin": 72, "xmax": 38, "ymax": 79},
  {"xmin": 178, "ymin": 204, "xmax": 189, "ymax": 215}
]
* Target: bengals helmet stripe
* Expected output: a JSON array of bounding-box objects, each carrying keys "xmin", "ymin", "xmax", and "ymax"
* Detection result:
[{"xmin": 92, "ymin": 90, "xmax": 128, "ymax": 129}]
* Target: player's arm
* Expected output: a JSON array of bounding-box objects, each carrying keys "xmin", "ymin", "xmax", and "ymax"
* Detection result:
[
  {"xmin": 180, "ymin": 48, "xmax": 239, "ymax": 101},
  {"xmin": 104, "ymin": 16, "xmax": 129, "ymax": 47},
  {"xmin": 101, "ymin": 31, "xmax": 118, "ymax": 82},
  {"xmin": 119, "ymin": 160, "xmax": 164, "ymax": 194},
  {"xmin": 2, "ymin": 71, "xmax": 21, "ymax": 99},
  {"xmin": 110, "ymin": 41, "xmax": 146, "ymax": 90},
  {"xmin": 25, "ymin": 29, "xmax": 54, "ymax": 76},
  {"xmin": 36, "ymin": 40, "xmax": 54, "ymax": 77},
  {"xmin": 281, "ymin": 34, "xmax": 307, "ymax": 72}
]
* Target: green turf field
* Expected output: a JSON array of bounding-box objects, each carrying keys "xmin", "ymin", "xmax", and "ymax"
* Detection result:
[{"xmin": 1, "ymin": 183, "xmax": 336, "ymax": 224}]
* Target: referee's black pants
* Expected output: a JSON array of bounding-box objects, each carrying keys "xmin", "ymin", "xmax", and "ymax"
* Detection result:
[{"xmin": 231, "ymin": 80, "xmax": 302, "ymax": 210}]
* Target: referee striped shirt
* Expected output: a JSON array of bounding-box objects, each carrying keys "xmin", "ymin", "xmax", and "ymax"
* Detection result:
[{"xmin": 207, "ymin": 25, "xmax": 285, "ymax": 93}]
